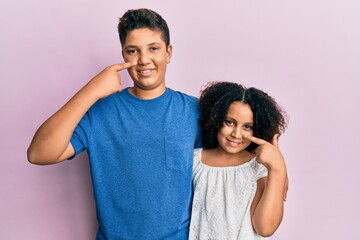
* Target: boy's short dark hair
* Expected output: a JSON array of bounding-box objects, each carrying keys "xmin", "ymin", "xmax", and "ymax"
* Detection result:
[
  {"xmin": 118, "ymin": 8, "xmax": 170, "ymax": 48},
  {"xmin": 199, "ymin": 81, "xmax": 288, "ymax": 150}
]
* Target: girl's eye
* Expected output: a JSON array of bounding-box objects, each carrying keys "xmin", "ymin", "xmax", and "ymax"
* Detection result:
[
  {"xmin": 244, "ymin": 125, "xmax": 253, "ymax": 130},
  {"xmin": 224, "ymin": 120, "xmax": 234, "ymax": 126}
]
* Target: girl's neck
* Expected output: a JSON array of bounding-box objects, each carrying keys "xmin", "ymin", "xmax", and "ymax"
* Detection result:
[{"xmin": 202, "ymin": 148, "xmax": 255, "ymax": 167}]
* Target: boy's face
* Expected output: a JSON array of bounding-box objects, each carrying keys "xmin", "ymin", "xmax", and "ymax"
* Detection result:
[{"xmin": 122, "ymin": 28, "xmax": 172, "ymax": 97}]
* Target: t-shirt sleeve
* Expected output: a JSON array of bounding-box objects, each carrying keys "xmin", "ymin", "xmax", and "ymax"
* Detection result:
[
  {"xmin": 69, "ymin": 111, "xmax": 92, "ymax": 159},
  {"xmin": 194, "ymin": 127, "xmax": 202, "ymax": 148},
  {"xmin": 194, "ymin": 98, "xmax": 203, "ymax": 149}
]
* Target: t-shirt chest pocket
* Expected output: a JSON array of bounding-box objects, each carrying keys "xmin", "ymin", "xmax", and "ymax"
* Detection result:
[{"xmin": 164, "ymin": 137, "xmax": 193, "ymax": 172}]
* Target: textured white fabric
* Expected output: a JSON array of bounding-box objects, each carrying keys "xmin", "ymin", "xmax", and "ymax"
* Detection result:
[{"xmin": 189, "ymin": 148, "xmax": 268, "ymax": 240}]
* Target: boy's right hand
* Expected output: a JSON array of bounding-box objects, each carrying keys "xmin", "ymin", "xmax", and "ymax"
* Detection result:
[
  {"xmin": 27, "ymin": 62, "xmax": 138, "ymax": 165},
  {"xmin": 86, "ymin": 61, "xmax": 137, "ymax": 100}
]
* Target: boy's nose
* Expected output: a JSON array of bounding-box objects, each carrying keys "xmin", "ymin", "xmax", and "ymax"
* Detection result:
[{"xmin": 138, "ymin": 53, "xmax": 150, "ymax": 65}]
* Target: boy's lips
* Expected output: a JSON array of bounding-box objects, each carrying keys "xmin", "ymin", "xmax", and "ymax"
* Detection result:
[{"xmin": 137, "ymin": 68, "xmax": 155, "ymax": 77}]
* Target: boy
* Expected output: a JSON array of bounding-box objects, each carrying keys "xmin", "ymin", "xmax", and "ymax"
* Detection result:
[{"xmin": 27, "ymin": 8, "xmax": 201, "ymax": 239}]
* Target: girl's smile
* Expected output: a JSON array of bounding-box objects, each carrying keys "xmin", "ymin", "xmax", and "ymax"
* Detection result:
[{"xmin": 217, "ymin": 101, "xmax": 254, "ymax": 155}]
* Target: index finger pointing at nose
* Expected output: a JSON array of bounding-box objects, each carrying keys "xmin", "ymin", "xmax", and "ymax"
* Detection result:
[
  {"xmin": 272, "ymin": 134, "xmax": 279, "ymax": 147},
  {"xmin": 112, "ymin": 61, "xmax": 137, "ymax": 72},
  {"xmin": 245, "ymin": 135, "xmax": 268, "ymax": 145}
]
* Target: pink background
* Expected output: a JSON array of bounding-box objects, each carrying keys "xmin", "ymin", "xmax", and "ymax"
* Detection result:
[{"xmin": 1, "ymin": 0, "xmax": 359, "ymax": 239}]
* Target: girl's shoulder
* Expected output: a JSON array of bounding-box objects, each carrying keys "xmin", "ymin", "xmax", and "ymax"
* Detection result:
[
  {"xmin": 193, "ymin": 148, "xmax": 203, "ymax": 164},
  {"xmin": 250, "ymin": 159, "xmax": 268, "ymax": 180}
]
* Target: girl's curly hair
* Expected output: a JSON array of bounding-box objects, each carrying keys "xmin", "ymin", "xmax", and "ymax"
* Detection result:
[{"xmin": 199, "ymin": 81, "xmax": 288, "ymax": 151}]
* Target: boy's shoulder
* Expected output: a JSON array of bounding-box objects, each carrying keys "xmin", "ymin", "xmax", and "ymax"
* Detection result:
[{"xmin": 168, "ymin": 88, "xmax": 198, "ymax": 102}]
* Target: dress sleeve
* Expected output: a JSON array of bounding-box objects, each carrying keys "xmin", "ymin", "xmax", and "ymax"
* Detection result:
[
  {"xmin": 193, "ymin": 148, "xmax": 202, "ymax": 168},
  {"xmin": 253, "ymin": 159, "xmax": 268, "ymax": 180}
]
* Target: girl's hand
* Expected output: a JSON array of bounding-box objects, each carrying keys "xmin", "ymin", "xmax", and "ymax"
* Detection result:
[
  {"xmin": 245, "ymin": 134, "xmax": 288, "ymax": 201},
  {"xmin": 245, "ymin": 134, "xmax": 286, "ymax": 172}
]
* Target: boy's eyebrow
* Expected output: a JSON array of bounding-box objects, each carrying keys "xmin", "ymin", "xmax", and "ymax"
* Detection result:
[
  {"xmin": 124, "ymin": 45, "xmax": 137, "ymax": 49},
  {"xmin": 124, "ymin": 42, "xmax": 162, "ymax": 49},
  {"xmin": 147, "ymin": 42, "xmax": 161, "ymax": 45}
]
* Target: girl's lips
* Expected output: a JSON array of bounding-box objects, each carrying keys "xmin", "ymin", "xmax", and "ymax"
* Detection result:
[{"xmin": 227, "ymin": 139, "xmax": 243, "ymax": 147}]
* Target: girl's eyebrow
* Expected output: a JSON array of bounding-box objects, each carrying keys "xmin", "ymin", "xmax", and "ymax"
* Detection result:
[
  {"xmin": 225, "ymin": 116, "xmax": 236, "ymax": 122},
  {"xmin": 226, "ymin": 116, "xmax": 254, "ymax": 125}
]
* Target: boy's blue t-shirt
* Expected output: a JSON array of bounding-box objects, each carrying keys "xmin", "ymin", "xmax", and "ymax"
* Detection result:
[{"xmin": 70, "ymin": 88, "xmax": 202, "ymax": 239}]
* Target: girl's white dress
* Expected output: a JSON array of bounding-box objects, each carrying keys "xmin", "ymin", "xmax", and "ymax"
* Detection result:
[{"xmin": 189, "ymin": 148, "xmax": 268, "ymax": 240}]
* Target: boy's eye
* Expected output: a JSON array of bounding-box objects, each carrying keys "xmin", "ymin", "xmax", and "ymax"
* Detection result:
[
  {"xmin": 127, "ymin": 49, "xmax": 137, "ymax": 55},
  {"xmin": 150, "ymin": 47, "xmax": 159, "ymax": 51}
]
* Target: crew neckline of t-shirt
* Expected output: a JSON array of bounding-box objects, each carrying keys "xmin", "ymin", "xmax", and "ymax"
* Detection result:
[
  {"xmin": 122, "ymin": 87, "xmax": 169, "ymax": 103},
  {"xmin": 197, "ymin": 148, "xmax": 256, "ymax": 170}
]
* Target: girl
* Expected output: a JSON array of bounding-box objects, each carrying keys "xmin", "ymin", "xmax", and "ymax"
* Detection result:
[{"xmin": 189, "ymin": 82, "xmax": 288, "ymax": 239}]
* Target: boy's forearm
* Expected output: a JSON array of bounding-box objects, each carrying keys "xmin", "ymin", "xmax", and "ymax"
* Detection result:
[
  {"xmin": 252, "ymin": 169, "xmax": 287, "ymax": 237},
  {"xmin": 27, "ymin": 84, "xmax": 99, "ymax": 165},
  {"xmin": 27, "ymin": 63, "xmax": 136, "ymax": 165}
]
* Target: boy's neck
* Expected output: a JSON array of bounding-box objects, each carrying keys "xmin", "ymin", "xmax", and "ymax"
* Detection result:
[{"xmin": 128, "ymin": 86, "xmax": 166, "ymax": 100}]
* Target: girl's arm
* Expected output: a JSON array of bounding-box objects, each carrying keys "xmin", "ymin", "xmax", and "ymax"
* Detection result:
[{"xmin": 246, "ymin": 134, "xmax": 287, "ymax": 237}]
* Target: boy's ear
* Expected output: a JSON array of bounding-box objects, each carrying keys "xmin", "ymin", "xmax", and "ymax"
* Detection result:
[{"xmin": 166, "ymin": 44, "xmax": 173, "ymax": 63}]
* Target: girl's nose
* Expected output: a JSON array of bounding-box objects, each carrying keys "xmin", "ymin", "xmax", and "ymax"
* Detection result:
[{"xmin": 231, "ymin": 127, "xmax": 243, "ymax": 139}]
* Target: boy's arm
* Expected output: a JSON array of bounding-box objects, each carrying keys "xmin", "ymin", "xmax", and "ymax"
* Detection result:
[
  {"xmin": 247, "ymin": 134, "xmax": 287, "ymax": 237},
  {"xmin": 27, "ymin": 62, "xmax": 137, "ymax": 165}
]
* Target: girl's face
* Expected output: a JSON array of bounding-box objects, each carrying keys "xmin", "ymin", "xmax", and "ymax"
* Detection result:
[{"xmin": 217, "ymin": 101, "xmax": 254, "ymax": 154}]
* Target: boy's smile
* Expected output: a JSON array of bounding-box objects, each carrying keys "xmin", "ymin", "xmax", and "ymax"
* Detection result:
[
  {"xmin": 123, "ymin": 28, "xmax": 172, "ymax": 99},
  {"xmin": 137, "ymin": 67, "xmax": 155, "ymax": 77}
]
